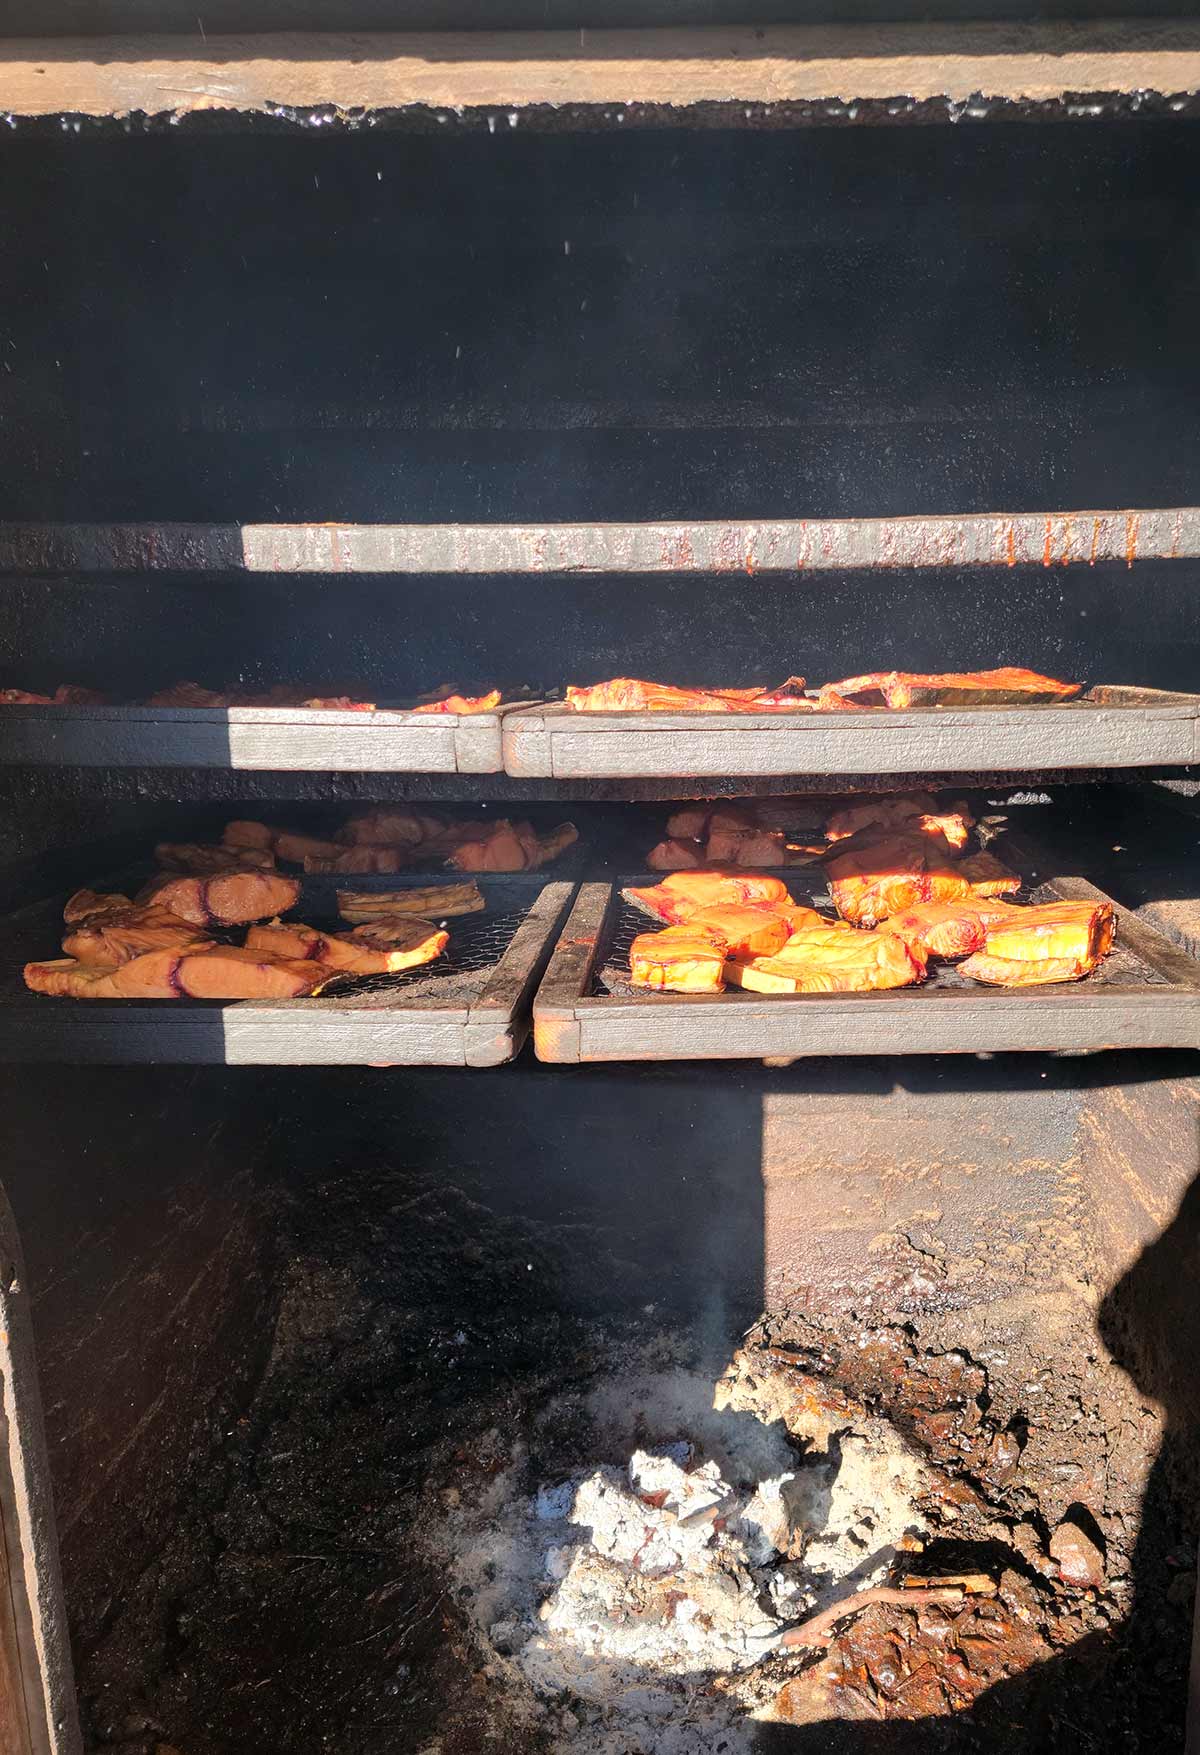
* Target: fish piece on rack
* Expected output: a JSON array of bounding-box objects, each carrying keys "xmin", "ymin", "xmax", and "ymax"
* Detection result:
[
  {"xmin": 148, "ymin": 680, "xmax": 227, "ymax": 708},
  {"xmin": 337, "ymin": 882, "xmax": 484, "ymax": 924},
  {"xmin": 629, "ymin": 925, "xmax": 728, "ymax": 993},
  {"xmin": 825, "ymin": 796, "xmax": 974, "ymax": 851},
  {"xmin": 705, "ymin": 826, "xmax": 787, "ymax": 866},
  {"xmin": 878, "ymin": 899, "xmax": 1024, "ymax": 963},
  {"xmin": 63, "ymin": 888, "xmax": 135, "ymax": 925},
  {"xmin": 305, "ymin": 845, "xmax": 414, "ymax": 875},
  {"xmin": 222, "ymin": 821, "xmax": 342, "ymax": 864},
  {"xmin": 625, "ymin": 870, "xmax": 792, "ymax": 924},
  {"xmin": 138, "ymin": 870, "xmax": 301, "ymax": 927},
  {"xmin": 447, "ymin": 820, "xmax": 577, "ymax": 873},
  {"xmin": 959, "ymin": 900, "xmax": 1115, "ymax": 986},
  {"xmin": 825, "ymin": 795, "xmax": 938, "ymax": 841},
  {"xmin": 827, "ymin": 834, "xmax": 972, "ymax": 928},
  {"xmin": 63, "ymin": 905, "xmax": 213, "ymax": 964},
  {"xmin": 24, "ymin": 948, "xmax": 192, "ymax": 999},
  {"xmin": 223, "ymin": 820, "xmax": 276, "ymax": 852},
  {"xmin": 565, "ymin": 678, "xmax": 811, "ymax": 714},
  {"xmin": 173, "ymin": 945, "xmax": 327, "ymax": 999},
  {"xmin": 273, "ymin": 831, "xmax": 343, "ymax": 864},
  {"xmin": 958, "ymin": 851, "xmax": 1022, "ymax": 896},
  {"xmin": 338, "ymin": 809, "xmax": 448, "ymax": 848},
  {"xmin": 665, "ymin": 805, "xmax": 713, "ymax": 839},
  {"xmin": 411, "ymin": 691, "xmax": 502, "ymax": 715},
  {"xmin": 773, "ymin": 903, "xmax": 831, "ymax": 935},
  {"xmin": 815, "ymin": 668, "xmax": 1082, "ymax": 710},
  {"xmin": 725, "ymin": 926, "xmax": 924, "ymax": 994},
  {"xmin": 684, "ymin": 905, "xmax": 791, "ymax": 959},
  {"xmin": 647, "ymin": 838, "xmax": 707, "ymax": 872},
  {"xmin": 155, "ymin": 842, "xmax": 276, "ymax": 874},
  {"xmin": 246, "ymin": 916, "xmax": 448, "ymax": 976}
]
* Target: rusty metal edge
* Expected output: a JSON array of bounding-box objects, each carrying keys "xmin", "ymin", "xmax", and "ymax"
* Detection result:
[
  {"xmin": 0, "ymin": 1188, "xmax": 81, "ymax": 1755},
  {"xmin": 1, "ymin": 508, "xmax": 1198, "ymax": 575}
]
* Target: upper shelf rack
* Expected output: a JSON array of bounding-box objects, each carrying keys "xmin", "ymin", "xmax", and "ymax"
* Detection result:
[{"xmin": 0, "ymin": 508, "xmax": 1198, "ymax": 575}]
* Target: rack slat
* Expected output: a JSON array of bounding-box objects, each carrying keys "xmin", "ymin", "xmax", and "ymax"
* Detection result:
[
  {"xmin": 0, "ymin": 703, "xmax": 519, "ymax": 773},
  {"xmin": 505, "ymin": 688, "xmax": 1200, "ymax": 780},
  {"xmin": 1, "ymin": 508, "xmax": 1198, "ymax": 575}
]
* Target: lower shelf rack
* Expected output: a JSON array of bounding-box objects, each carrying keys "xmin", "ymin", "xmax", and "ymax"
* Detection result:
[
  {"xmin": 533, "ymin": 866, "xmax": 1200, "ymax": 1063},
  {"xmin": 0, "ymin": 702, "xmax": 519, "ymax": 773},
  {"xmin": 0, "ymin": 874, "xmax": 575, "ymax": 1066},
  {"xmin": 504, "ymin": 686, "xmax": 1200, "ymax": 779}
]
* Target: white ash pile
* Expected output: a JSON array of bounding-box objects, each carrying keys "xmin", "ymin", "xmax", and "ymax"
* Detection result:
[{"xmin": 427, "ymin": 1345, "xmax": 933, "ymax": 1753}]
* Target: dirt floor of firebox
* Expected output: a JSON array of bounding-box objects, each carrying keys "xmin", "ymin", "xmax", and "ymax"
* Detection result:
[{"xmin": 79, "ymin": 1162, "xmax": 1195, "ymax": 1755}]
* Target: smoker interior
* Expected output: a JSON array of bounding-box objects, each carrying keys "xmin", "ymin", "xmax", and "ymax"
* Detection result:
[{"xmin": 1, "ymin": 104, "xmax": 1199, "ymax": 1754}]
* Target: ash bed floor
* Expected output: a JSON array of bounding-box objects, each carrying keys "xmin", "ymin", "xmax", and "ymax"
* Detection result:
[{"xmin": 68, "ymin": 1061, "xmax": 1197, "ymax": 1755}]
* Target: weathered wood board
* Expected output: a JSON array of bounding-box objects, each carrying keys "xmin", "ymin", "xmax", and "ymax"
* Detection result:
[
  {"xmin": 534, "ymin": 862, "xmax": 1200, "ymax": 1063},
  {"xmin": 0, "ymin": 875, "xmax": 574, "ymax": 1067},
  {"xmin": 505, "ymin": 687, "xmax": 1200, "ymax": 780},
  {"xmin": 0, "ymin": 703, "xmax": 526, "ymax": 774}
]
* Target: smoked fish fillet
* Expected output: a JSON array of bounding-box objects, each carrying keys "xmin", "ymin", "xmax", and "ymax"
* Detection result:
[
  {"xmin": 815, "ymin": 668, "xmax": 1081, "ymax": 710},
  {"xmin": 959, "ymin": 900, "xmax": 1115, "ymax": 986},
  {"xmin": 156, "ymin": 842, "xmax": 276, "ymax": 874},
  {"xmin": 447, "ymin": 821, "xmax": 578, "ymax": 873},
  {"xmin": 63, "ymin": 888, "xmax": 135, "ymax": 925},
  {"xmin": 878, "ymin": 899, "xmax": 1024, "ymax": 963},
  {"xmin": 1, "ymin": 683, "xmax": 107, "ymax": 704},
  {"xmin": 958, "ymin": 851, "xmax": 1022, "ymax": 897},
  {"xmin": 826, "ymin": 834, "xmax": 972, "ymax": 927},
  {"xmin": 411, "ymin": 691, "xmax": 502, "ymax": 715},
  {"xmin": 222, "ymin": 822, "xmax": 341, "ymax": 864},
  {"xmin": 62, "ymin": 904, "xmax": 213, "ymax": 964},
  {"xmin": 625, "ymin": 870, "xmax": 792, "ymax": 924},
  {"xmin": 337, "ymin": 882, "xmax": 484, "ymax": 923},
  {"xmin": 565, "ymin": 678, "xmax": 810, "ymax": 713},
  {"xmin": 245, "ymin": 917, "xmax": 448, "ymax": 976},
  {"xmin": 647, "ymin": 838, "xmax": 708, "ymax": 871},
  {"xmin": 137, "ymin": 870, "xmax": 301, "ymax": 927},
  {"xmin": 683, "ymin": 905, "xmax": 791, "ymax": 959},
  {"xmin": 25, "ymin": 950, "xmax": 193, "ymax": 999},
  {"xmin": 725, "ymin": 926, "xmax": 924, "ymax": 994},
  {"xmin": 629, "ymin": 925, "xmax": 728, "ymax": 992},
  {"xmin": 172, "ymin": 946, "xmax": 328, "ymax": 999}
]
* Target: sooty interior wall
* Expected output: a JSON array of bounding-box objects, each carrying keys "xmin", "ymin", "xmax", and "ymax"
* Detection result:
[
  {"xmin": 1, "ymin": 120, "xmax": 1198, "ymax": 525},
  {"xmin": 1, "ymin": 560, "xmax": 1197, "ymax": 698}
]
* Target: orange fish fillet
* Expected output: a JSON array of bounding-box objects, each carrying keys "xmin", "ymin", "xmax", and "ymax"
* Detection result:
[
  {"xmin": 725, "ymin": 926, "xmax": 924, "ymax": 994},
  {"xmin": 684, "ymin": 904, "xmax": 791, "ymax": 959},
  {"xmin": 816, "ymin": 668, "xmax": 1081, "ymax": 710},
  {"xmin": 565, "ymin": 678, "xmax": 810, "ymax": 714},
  {"xmin": 958, "ymin": 851, "xmax": 1022, "ymax": 897},
  {"xmin": 625, "ymin": 870, "xmax": 792, "ymax": 924},
  {"xmin": 63, "ymin": 887, "xmax": 135, "ymax": 925},
  {"xmin": 172, "ymin": 946, "xmax": 327, "ymax": 999},
  {"xmin": 245, "ymin": 917, "xmax": 448, "ymax": 976},
  {"xmin": 959, "ymin": 899, "xmax": 1115, "ymax": 987},
  {"xmin": 629, "ymin": 925, "xmax": 727, "ymax": 992},
  {"xmin": 156, "ymin": 842, "xmax": 276, "ymax": 874},
  {"xmin": 137, "ymin": 870, "xmax": 301, "ymax": 927},
  {"xmin": 878, "ymin": 899, "xmax": 1024, "ymax": 963},
  {"xmin": 62, "ymin": 905, "xmax": 213, "ymax": 965},
  {"xmin": 826, "ymin": 835, "xmax": 972, "ymax": 928},
  {"xmin": 411, "ymin": 691, "xmax": 502, "ymax": 715},
  {"xmin": 25, "ymin": 948, "xmax": 198, "ymax": 999}
]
